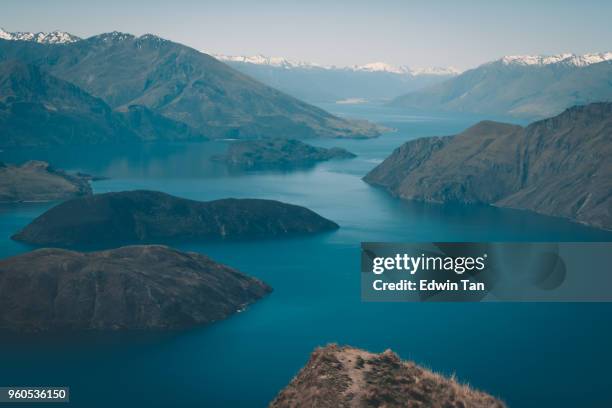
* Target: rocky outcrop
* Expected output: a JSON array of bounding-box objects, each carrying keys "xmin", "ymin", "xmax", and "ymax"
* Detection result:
[
  {"xmin": 216, "ymin": 138, "xmax": 356, "ymax": 169},
  {"xmin": 0, "ymin": 245, "xmax": 271, "ymax": 332},
  {"xmin": 12, "ymin": 190, "xmax": 339, "ymax": 247},
  {"xmin": 270, "ymin": 344, "xmax": 505, "ymax": 408},
  {"xmin": 0, "ymin": 160, "xmax": 92, "ymax": 202},
  {"xmin": 364, "ymin": 103, "xmax": 612, "ymax": 230}
]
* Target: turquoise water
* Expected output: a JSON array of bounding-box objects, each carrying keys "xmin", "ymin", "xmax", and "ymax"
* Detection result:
[{"xmin": 1, "ymin": 106, "xmax": 611, "ymax": 407}]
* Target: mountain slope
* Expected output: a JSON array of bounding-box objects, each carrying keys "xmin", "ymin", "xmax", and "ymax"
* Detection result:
[
  {"xmin": 0, "ymin": 60, "xmax": 204, "ymax": 147},
  {"xmin": 0, "ymin": 60, "xmax": 138, "ymax": 147},
  {"xmin": 270, "ymin": 344, "xmax": 504, "ymax": 408},
  {"xmin": 0, "ymin": 245, "xmax": 271, "ymax": 331},
  {"xmin": 0, "ymin": 32, "xmax": 381, "ymax": 139},
  {"xmin": 390, "ymin": 53, "xmax": 612, "ymax": 119},
  {"xmin": 364, "ymin": 102, "xmax": 612, "ymax": 230}
]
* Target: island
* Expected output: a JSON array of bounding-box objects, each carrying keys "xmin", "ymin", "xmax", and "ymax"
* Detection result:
[
  {"xmin": 270, "ymin": 344, "xmax": 505, "ymax": 408},
  {"xmin": 215, "ymin": 138, "xmax": 356, "ymax": 169},
  {"xmin": 0, "ymin": 160, "xmax": 92, "ymax": 202},
  {"xmin": 12, "ymin": 190, "xmax": 340, "ymax": 247},
  {"xmin": 0, "ymin": 245, "xmax": 271, "ymax": 332},
  {"xmin": 364, "ymin": 102, "xmax": 612, "ymax": 231}
]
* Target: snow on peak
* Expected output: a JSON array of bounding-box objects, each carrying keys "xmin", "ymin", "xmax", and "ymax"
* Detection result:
[
  {"xmin": 92, "ymin": 31, "xmax": 135, "ymax": 42},
  {"xmin": 410, "ymin": 66, "xmax": 462, "ymax": 76},
  {"xmin": 350, "ymin": 62, "xmax": 410, "ymax": 74},
  {"xmin": 0, "ymin": 28, "xmax": 80, "ymax": 44},
  {"xmin": 213, "ymin": 54, "xmax": 325, "ymax": 69},
  {"xmin": 351, "ymin": 62, "xmax": 460, "ymax": 76},
  {"xmin": 499, "ymin": 52, "xmax": 612, "ymax": 67},
  {"xmin": 213, "ymin": 53, "xmax": 460, "ymax": 76}
]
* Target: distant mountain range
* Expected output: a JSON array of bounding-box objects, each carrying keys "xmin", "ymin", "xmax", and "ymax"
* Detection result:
[
  {"xmin": 0, "ymin": 29, "xmax": 381, "ymax": 147},
  {"xmin": 2, "ymin": 27, "xmax": 611, "ymax": 130},
  {"xmin": 215, "ymin": 54, "xmax": 460, "ymax": 103},
  {"xmin": 390, "ymin": 52, "xmax": 612, "ymax": 119},
  {"xmin": 365, "ymin": 102, "xmax": 612, "ymax": 230},
  {"xmin": 0, "ymin": 28, "xmax": 80, "ymax": 44}
]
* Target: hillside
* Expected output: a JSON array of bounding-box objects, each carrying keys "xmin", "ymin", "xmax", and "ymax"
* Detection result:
[
  {"xmin": 0, "ymin": 245, "xmax": 271, "ymax": 331},
  {"xmin": 365, "ymin": 102, "xmax": 612, "ymax": 230},
  {"xmin": 0, "ymin": 33, "xmax": 381, "ymax": 139},
  {"xmin": 0, "ymin": 60, "xmax": 138, "ymax": 147},
  {"xmin": 270, "ymin": 345, "xmax": 504, "ymax": 408},
  {"xmin": 390, "ymin": 53, "xmax": 612, "ymax": 119},
  {"xmin": 0, "ymin": 60, "xmax": 206, "ymax": 147}
]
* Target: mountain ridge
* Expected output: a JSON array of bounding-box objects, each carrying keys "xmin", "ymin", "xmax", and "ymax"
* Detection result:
[
  {"xmin": 364, "ymin": 102, "xmax": 612, "ymax": 231},
  {"xmin": 390, "ymin": 53, "xmax": 612, "ymax": 118},
  {"xmin": 0, "ymin": 31, "xmax": 381, "ymax": 139}
]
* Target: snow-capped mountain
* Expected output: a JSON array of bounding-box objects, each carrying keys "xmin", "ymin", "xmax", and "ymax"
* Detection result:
[
  {"xmin": 349, "ymin": 62, "xmax": 460, "ymax": 76},
  {"xmin": 348, "ymin": 62, "xmax": 411, "ymax": 74},
  {"xmin": 0, "ymin": 28, "xmax": 80, "ymax": 44},
  {"xmin": 391, "ymin": 51, "xmax": 612, "ymax": 119},
  {"xmin": 214, "ymin": 54, "xmax": 326, "ymax": 70},
  {"xmin": 497, "ymin": 52, "xmax": 612, "ymax": 67},
  {"xmin": 215, "ymin": 54, "xmax": 459, "ymax": 103},
  {"xmin": 214, "ymin": 54, "xmax": 460, "ymax": 77}
]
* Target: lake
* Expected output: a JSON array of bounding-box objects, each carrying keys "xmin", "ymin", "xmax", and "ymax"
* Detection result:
[{"xmin": 1, "ymin": 104, "xmax": 611, "ymax": 407}]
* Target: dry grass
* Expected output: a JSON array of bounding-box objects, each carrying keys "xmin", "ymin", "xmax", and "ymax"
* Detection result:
[{"xmin": 270, "ymin": 344, "xmax": 506, "ymax": 408}]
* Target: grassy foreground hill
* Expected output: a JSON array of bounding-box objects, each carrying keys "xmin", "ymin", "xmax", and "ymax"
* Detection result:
[{"xmin": 270, "ymin": 344, "xmax": 504, "ymax": 408}]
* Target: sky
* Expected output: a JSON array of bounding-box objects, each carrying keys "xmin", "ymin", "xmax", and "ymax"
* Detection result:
[{"xmin": 2, "ymin": 0, "xmax": 612, "ymax": 70}]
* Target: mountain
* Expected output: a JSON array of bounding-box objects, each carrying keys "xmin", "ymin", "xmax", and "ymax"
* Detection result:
[
  {"xmin": 0, "ymin": 60, "xmax": 139, "ymax": 147},
  {"xmin": 0, "ymin": 60, "xmax": 204, "ymax": 147},
  {"xmin": 13, "ymin": 190, "xmax": 340, "ymax": 247},
  {"xmin": 270, "ymin": 344, "xmax": 505, "ymax": 408},
  {"xmin": 364, "ymin": 102, "xmax": 612, "ymax": 230},
  {"xmin": 0, "ymin": 160, "xmax": 92, "ymax": 202},
  {"xmin": 0, "ymin": 32, "xmax": 381, "ymax": 139},
  {"xmin": 0, "ymin": 245, "xmax": 271, "ymax": 331},
  {"xmin": 215, "ymin": 138, "xmax": 356, "ymax": 169},
  {"xmin": 390, "ymin": 52, "xmax": 612, "ymax": 119},
  {"xmin": 0, "ymin": 28, "xmax": 80, "ymax": 44},
  {"xmin": 117, "ymin": 104, "xmax": 206, "ymax": 142},
  {"xmin": 215, "ymin": 54, "xmax": 459, "ymax": 103}
]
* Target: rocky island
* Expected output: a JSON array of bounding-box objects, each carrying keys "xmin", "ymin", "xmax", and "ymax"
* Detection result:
[
  {"xmin": 0, "ymin": 160, "xmax": 92, "ymax": 202},
  {"xmin": 364, "ymin": 102, "xmax": 612, "ymax": 230},
  {"xmin": 0, "ymin": 245, "xmax": 271, "ymax": 332},
  {"xmin": 270, "ymin": 344, "xmax": 505, "ymax": 408},
  {"xmin": 12, "ymin": 190, "xmax": 339, "ymax": 247},
  {"xmin": 216, "ymin": 138, "xmax": 356, "ymax": 169}
]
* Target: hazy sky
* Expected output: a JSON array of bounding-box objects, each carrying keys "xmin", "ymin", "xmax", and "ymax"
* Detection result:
[{"xmin": 3, "ymin": 0, "xmax": 612, "ymax": 70}]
